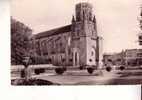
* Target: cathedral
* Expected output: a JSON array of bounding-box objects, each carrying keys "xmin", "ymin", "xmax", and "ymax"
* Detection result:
[{"xmin": 34, "ymin": 2, "xmax": 101, "ymax": 68}]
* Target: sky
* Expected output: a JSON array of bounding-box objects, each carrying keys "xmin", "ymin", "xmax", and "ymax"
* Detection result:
[{"xmin": 11, "ymin": 0, "xmax": 142, "ymax": 53}]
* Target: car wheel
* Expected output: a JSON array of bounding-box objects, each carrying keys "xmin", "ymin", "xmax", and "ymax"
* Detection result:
[
  {"xmin": 106, "ymin": 66, "xmax": 112, "ymax": 72},
  {"xmin": 34, "ymin": 69, "xmax": 41, "ymax": 75},
  {"xmin": 79, "ymin": 66, "xmax": 84, "ymax": 70},
  {"xmin": 87, "ymin": 67, "xmax": 94, "ymax": 74},
  {"xmin": 55, "ymin": 68, "xmax": 64, "ymax": 75},
  {"xmin": 119, "ymin": 66, "xmax": 125, "ymax": 71}
]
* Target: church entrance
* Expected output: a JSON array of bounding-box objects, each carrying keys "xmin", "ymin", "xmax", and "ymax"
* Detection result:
[{"xmin": 73, "ymin": 51, "xmax": 79, "ymax": 66}]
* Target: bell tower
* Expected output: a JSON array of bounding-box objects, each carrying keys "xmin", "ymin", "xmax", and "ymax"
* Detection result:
[{"xmin": 71, "ymin": 2, "xmax": 100, "ymax": 67}]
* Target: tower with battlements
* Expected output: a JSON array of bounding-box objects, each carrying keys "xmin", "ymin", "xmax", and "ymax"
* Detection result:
[{"xmin": 71, "ymin": 2, "xmax": 99, "ymax": 67}]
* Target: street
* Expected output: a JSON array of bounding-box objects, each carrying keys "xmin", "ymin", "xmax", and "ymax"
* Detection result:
[{"xmin": 27, "ymin": 69, "xmax": 142, "ymax": 85}]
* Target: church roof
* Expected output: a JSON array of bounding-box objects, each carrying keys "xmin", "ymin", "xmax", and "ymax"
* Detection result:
[{"xmin": 35, "ymin": 24, "xmax": 71, "ymax": 39}]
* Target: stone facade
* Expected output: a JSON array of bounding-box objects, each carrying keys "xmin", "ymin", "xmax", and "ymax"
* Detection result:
[{"xmin": 34, "ymin": 2, "xmax": 100, "ymax": 67}]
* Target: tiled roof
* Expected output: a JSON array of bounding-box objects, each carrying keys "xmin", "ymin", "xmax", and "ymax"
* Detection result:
[{"xmin": 35, "ymin": 24, "xmax": 71, "ymax": 39}]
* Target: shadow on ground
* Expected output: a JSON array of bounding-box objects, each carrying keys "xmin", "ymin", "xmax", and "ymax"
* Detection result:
[
  {"xmin": 11, "ymin": 78, "xmax": 60, "ymax": 85},
  {"xmin": 106, "ymin": 78, "xmax": 142, "ymax": 85},
  {"xmin": 117, "ymin": 71, "xmax": 142, "ymax": 77}
]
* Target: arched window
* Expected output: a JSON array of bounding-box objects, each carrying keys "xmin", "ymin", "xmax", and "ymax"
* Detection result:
[
  {"xmin": 75, "ymin": 52, "xmax": 77, "ymax": 62},
  {"xmin": 89, "ymin": 12, "xmax": 92, "ymax": 21},
  {"xmin": 91, "ymin": 51, "xmax": 94, "ymax": 56}
]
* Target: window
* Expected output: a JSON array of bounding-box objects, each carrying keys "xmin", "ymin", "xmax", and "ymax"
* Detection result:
[
  {"xmin": 61, "ymin": 56, "xmax": 65, "ymax": 62},
  {"xmin": 108, "ymin": 59, "xmax": 112, "ymax": 62},
  {"xmin": 89, "ymin": 59, "xmax": 92, "ymax": 62},
  {"xmin": 91, "ymin": 51, "xmax": 94, "ymax": 56},
  {"xmin": 43, "ymin": 52, "xmax": 48, "ymax": 55},
  {"xmin": 91, "ymin": 37, "xmax": 96, "ymax": 40},
  {"xmin": 48, "ymin": 58, "xmax": 52, "ymax": 63},
  {"xmin": 77, "ymin": 30, "xmax": 79, "ymax": 36},
  {"xmin": 89, "ymin": 12, "xmax": 92, "ymax": 21},
  {"xmin": 60, "ymin": 42, "xmax": 62, "ymax": 47},
  {"xmin": 51, "ymin": 51, "xmax": 55, "ymax": 54},
  {"xmin": 77, "ymin": 13, "xmax": 80, "ymax": 21},
  {"xmin": 69, "ymin": 59, "xmax": 73, "ymax": 62},
  {"xmin": 139, "ymin": 36, "xmax": 142, "ymax": 40},
  {"xmin": 77, "ymin": 32, "xmax": 79, "ymax": 36},
  {"xmin": 117, "ymin": 59, "xmax": 121, "ymax": 61},
  {"xmin": 68, "ymin": 48, "xmax": 71, "ymax": 55},
  {"xmin": 137, "ymin": 53, "xmax": 142, "ymax": 57},
  {"xmin": 62, "ymin": 59, "xmax": 65, "ymax": 62},
  {"xmin": 75, "ymin": 52, "xmax": 77, "ymax": 62}
]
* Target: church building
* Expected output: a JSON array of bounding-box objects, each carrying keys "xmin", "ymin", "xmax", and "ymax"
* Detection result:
[{"xmin": 34, "ymin": 2, "xmax": 101, "ymax": 68}]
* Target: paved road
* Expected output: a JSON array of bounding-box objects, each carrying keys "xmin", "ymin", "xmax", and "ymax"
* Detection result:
[{"xmin": 30, "ymin": 69, "xmax": 142, "ymax": 85}]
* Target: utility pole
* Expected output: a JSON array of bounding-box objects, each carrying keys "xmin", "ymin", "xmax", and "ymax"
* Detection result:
[
  {"xmin": 138, "ymin": 6, "xmax": 142, "ymax": 45},
  {"xmin": 138, "ymin": 6, "xmax": 142, "ymax": 66}
]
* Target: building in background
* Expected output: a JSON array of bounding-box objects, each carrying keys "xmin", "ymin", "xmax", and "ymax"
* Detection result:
[
  {"xmin": 124, "ymin": 49, "xmax": 142, "ymax": 66},
  {"xmin": 103, "ymin": 52, "xmax": 125, "ymax": 68},
  {"xmin": 33, "ymin": 2, "xmax": 102, "ymax": 67},
  {"xmin": 103, "ymin": 49, "xmax": 142, "ymax": 67}
]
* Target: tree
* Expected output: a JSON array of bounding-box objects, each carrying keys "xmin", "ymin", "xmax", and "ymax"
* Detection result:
[{"xmin": 11, "ymin": 17, "xmax": 32, "ymax": 65}]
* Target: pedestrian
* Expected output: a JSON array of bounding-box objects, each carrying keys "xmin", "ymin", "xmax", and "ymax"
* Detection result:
[{"xmin": 22, "ymin": 56, "xmax": 31, "ymax": 81}]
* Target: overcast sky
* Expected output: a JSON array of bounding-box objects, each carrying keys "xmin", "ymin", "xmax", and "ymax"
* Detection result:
[{"xmin": 11, "ymin": 0, "xmax": 142, "ymax": 53}]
